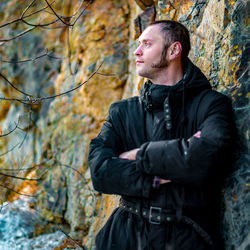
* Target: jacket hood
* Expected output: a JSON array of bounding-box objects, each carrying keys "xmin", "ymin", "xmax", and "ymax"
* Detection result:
[
  {"xmin": 139, "ymin": 59, "xmax": 211, "ymax": 112},
  {"xmin": 182, "ymin": 59, "xmax": 211, "ymax": 94}
]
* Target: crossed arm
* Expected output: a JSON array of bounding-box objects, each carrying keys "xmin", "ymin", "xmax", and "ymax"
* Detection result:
[
  {"xmin": 119, "ymin": 148, "xmax": 170, "ymax": 184},
  {"xmin": 89, "ymin": 94, "xmax": 233, "ymax": 196},
  {"xmin": 119, "ymin": 131, "xmax": 202, "ymax": 185}
]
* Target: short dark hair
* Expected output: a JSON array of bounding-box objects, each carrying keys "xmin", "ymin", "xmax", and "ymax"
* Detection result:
[{"xmin": 148, "ymin": 20, "xmax": 191, "ymax": 65}]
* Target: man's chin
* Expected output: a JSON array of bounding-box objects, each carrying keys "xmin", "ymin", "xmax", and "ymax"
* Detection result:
[
  {"xmin": 137, "ymin": 73, "xmax": 146, "ymax": 78},
  {"xmin": 136, "ymin": 69, "xmax": 147, "ymax": 78}
]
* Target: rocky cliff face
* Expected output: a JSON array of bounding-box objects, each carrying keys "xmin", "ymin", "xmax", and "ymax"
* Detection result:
[{"xmin": 0, "ymin": 0, "xmax": 248, "ymax": 249}]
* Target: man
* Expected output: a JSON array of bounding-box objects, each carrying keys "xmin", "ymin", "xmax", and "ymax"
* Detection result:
[{"xmin": 88, "ymin": 20, "xmax": 234, "ymax": 250}]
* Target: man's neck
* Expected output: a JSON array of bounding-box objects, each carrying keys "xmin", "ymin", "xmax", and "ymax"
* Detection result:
[{"xmin": 150, "ymin": 62, "xmax": 183, "ymax": 86}]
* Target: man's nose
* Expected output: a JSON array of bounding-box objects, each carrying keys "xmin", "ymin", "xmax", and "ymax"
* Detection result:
[{"xmin": 134, "ymin": 45, "xmax": 142, "ymax": 56}]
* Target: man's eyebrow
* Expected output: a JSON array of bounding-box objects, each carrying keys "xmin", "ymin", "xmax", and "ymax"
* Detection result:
[{"xmin": 138, "ymin": 38, "xmax": 153, "ymax": 43}]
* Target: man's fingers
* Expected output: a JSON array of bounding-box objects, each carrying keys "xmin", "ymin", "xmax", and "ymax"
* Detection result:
[
  {"xmin": 119, "ymin": 148, "xmax": 139, "ymax": 160},
  {"xmin": 188, "ymin": 130, "xmax": 202, "ymax": 142},
  {"xmin": 160, "ymin": 179, "xmax": 171, "ymax": 184},
  {"xmin": 193, "ymin": 131, "xmax": 201, "ymax": 138}
]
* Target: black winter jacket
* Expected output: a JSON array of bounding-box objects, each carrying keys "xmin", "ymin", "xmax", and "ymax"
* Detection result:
[{"xmin": 88, "ymin": 60, "xmax": 234, "ymax": 250}]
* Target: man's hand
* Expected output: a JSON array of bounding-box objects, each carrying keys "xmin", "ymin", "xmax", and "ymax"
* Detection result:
[
  {"xmin": 188, "ymin": 130, "xmax": 201, "ymax": 142},
  {"xmin": 120, "ymin": 149, "xmax": 171, "ymax": 185},
  {"xmin": 158, "ymin": 131, "xmax": 201, "ymax": 185},
  {"xmin": 119, "ymin": 148, "xmax": 140, "ymax": 160},
  {"xmin": 160, "ymin": 179, "xmax": 171, "ymax": 184}
]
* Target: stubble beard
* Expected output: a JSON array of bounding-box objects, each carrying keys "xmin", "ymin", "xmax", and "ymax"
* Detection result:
[
  {"xmin": 151, "ymin": 59, "xmax": 169, "ymax": 68},
  {"xmin": 151, "ymin": 49, "xmax": 169, "ymax": 68},
  {"xmin": 137, "ymin": 59, "xmax": 169, "ymax": 79},
  {"xmin": 137, "ymin": 48, "xmax": 169, "ymax": 79},
  {"xmin": 138, "ymin": 58, "xmax": 169, "ymax": 79}
]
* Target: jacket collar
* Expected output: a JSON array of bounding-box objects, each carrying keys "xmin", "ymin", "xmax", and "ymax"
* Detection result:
[{"xmin": 139, "ymin": 59, "xmax": 211, "ymax": 112}]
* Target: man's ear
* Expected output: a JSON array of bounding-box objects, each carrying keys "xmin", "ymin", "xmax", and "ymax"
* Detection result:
[{"xmin": 168, "ymin": 41, "xmax": 182, "ymax": 61}]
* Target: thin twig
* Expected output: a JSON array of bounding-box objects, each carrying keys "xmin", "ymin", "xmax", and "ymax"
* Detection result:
[
  {"xmin": 57, "ymin": 161, "xmax": 87, "ymax": 183},
  {"xmin": 0, "ymin": 18, "xmax": 22, "ymax": 29},
  {"xmin": 42, "ymin": 0, "xmax": 87, "ymax": 21},
  {"xmin": 0, "ymin": 184, "xmax": 37, "ymax": 197},
  {"xmin": 0, "ymin": 50, "xmax": 64, "ymax": 63},
  {"xmin": 0, "ymin": 72, "xmax": 33, "ymax": 97},
  {"xmin": 35, "ymin": 24, "xmax": 66, "ymax": 30},
  {"xmin": 44, "ymin": 0, "xmax": 92, "ymax": 27},
  {"xmin": 47, "ymin": 53, "xmax": 65, "ymax": 60},
  {"xmin": 0, "ymin": 159, "xmax": 53, "ymax": 172},
  {"xmin": 21, "ymin": 18, "xmax": 59, "ymax": 27},
  {"xmin": 20, "ymin": 0, "xmax": 58, "ymax": 27},
  {"xmin": 18, "ymin": 104, "xmax": 33, "ymax": 149},
  {"xmin": 20, "ymin": 0, "xmax": 56, "ymax": 20},
  {"xmin": 71, "ymin": 0, "xmax": 93, "ymax": 26},
  {"xmin": 66, "ymin": 26, "xmax": 73, "ymax": 75},
  {"xmin": 22, "ymin": 0, "xmax": 83, "ymax": 23},
  {"xmin": 57, "ymin": 225, "xmax": 86, "ymax": 250},
  {"xmin": 0, "ymin": 143, "xmax": 20, "ymax": 157},
  {"xmin": 0, "ymin": 0, "xmax": 87, "ymax": 30},
  {"xmin": 44, "ymin": 0, "xmax": 72, "ymax": 26},
  {"xmin": 0, "ymin": 0, "xmax": 56, "ymax": 29},
  {"xmin": 0, "ymin": 171, "xmax": 46, "ymax": 181},
  {"xmin": 0, "ymin": 61, "xmax": 104, "ymax": 104},
  {"xmin": 0, "ymin": 27, "xmax": 36, "ymax": 43},
  {"xmin": 0, "ymin": 122, "xmax": 19, "ymax": 137},
  {"xmin": 21, "ymin": 0, "xmax": 38, "ymax": 19},
  {"xmin": 97, "ymin": 72, "xmax": 116, "ymax": 76},
  {"xmin": 58, "ymin": 161, "xmax": 96, "ymax": 199},
  {"xmin": 0, "ymin": 52, "xmax": 48, "ymax": 63}
]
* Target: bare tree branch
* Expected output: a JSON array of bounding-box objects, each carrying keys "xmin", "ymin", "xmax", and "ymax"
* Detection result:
[
  {"xmin": 18, "ymin": 129, "xmax": 28, "ymax": 149},
  {"xmin": 0, "ymin": 61, "xmax": 104, "ymax": 104},
  {"xmin": 0, "ymin": 159, "xmax": 53, "ymax": 172},
  {"xmin": 57, "ymin": 161, "xmax": 87, "ymax": 183},
  {"xmin": 0, "ymin": 49, "xmax": 64, "ymax": 63},
  {"xmin": 0, "ymin": 0, "xmax": 56, "ymax": 29},
  {"xmin": 44, "ymin": 0, "xmax": 92, "ymax": 27},
  {"xmin": 44, "ymin": 0, "xmax": 72, "ymax": 26},
  {"xmin": 0, "ymin": 121, "xmax": 19, "ymax": 137},
  {"xmin": 21, "ymin": 0, "xmax": 42, "ymax": 19},
  {"xmin": 66, "ymin": 26, "xmax": 73, "ymax": 75},
  {"xmin": 71, "ymin": 0, "xmax": 93, "ymax": 26},
  {"xmin": 0, "ymin": 27, "xmax": 36, "ymax": 43},
  {"xmin": 20, "ymin": 0, "xmax": 57, "ymax": 22},
  {"xmin": 0, "ymin": 171, "xmax": 47, "ymax": 181},
  {"xmin": 0, "ymin": 18, "xmax": 23, "ymax": 29},
  {"xmin": 21, "ymin": 18, "xmax": 60, "ymax": 28},
  {"xmin": 96, "ymin": 72, "xmax": 116, "ymax": 76},
  {"xmin": 47, "ymin": 52, "xmax": 64, "ymax": 60},
  {"xmin": 57, "ymin": 161, "xmax": 97, "ymax": 200},
  {"xmin": 20, "ymin": 0, "xmax": 90, "ymax": 28},
  {"xmin": 0, "ymin": 143, "xmax": 20, "ymax": 158},
  {"xmin": 0, "ymin": 183, "xmax": 37, "ymax": 197},
  {"xmin": 57, "ymin": 225, "xmax": 86, "ymax": 250},
  {"xmin": 0, "ymin": 72, "xmax": 33, "ymax": 97},
  {"xmin": 42, "ymin": 0, "xmax": 86, "ymax": 20}
]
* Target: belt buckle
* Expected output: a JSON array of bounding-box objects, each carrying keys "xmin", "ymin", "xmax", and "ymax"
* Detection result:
[{"xmin": 149, "ymin": 206, "xmax": 161, "ymax": 224}]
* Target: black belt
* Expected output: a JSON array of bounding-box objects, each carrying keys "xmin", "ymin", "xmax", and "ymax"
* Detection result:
[
  {"xmin": 119, "ymin": 198, "xmax": 213, "ymax": 245},
  {"xmin": 120, "ymin": 199, "xmax": 176, "ymax": 225}
]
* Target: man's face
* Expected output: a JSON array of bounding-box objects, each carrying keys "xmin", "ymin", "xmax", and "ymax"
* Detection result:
[{"xmin": 134, "ymin": 25, "xmax": 169, "ymax": 80}]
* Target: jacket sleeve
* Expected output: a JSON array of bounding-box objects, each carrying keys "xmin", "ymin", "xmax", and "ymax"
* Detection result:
[
  {"xmin": 136, "ymin": 93, "xmax": 234, "ymax": 187},
  {"xmin": 88, "ymin": 103, "xmax": 153, "ymax": 197}
]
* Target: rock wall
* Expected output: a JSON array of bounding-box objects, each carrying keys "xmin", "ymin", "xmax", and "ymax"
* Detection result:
[{"xmin": 0, "ymin": 0, "xmax": 249, "ymax": 249}]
